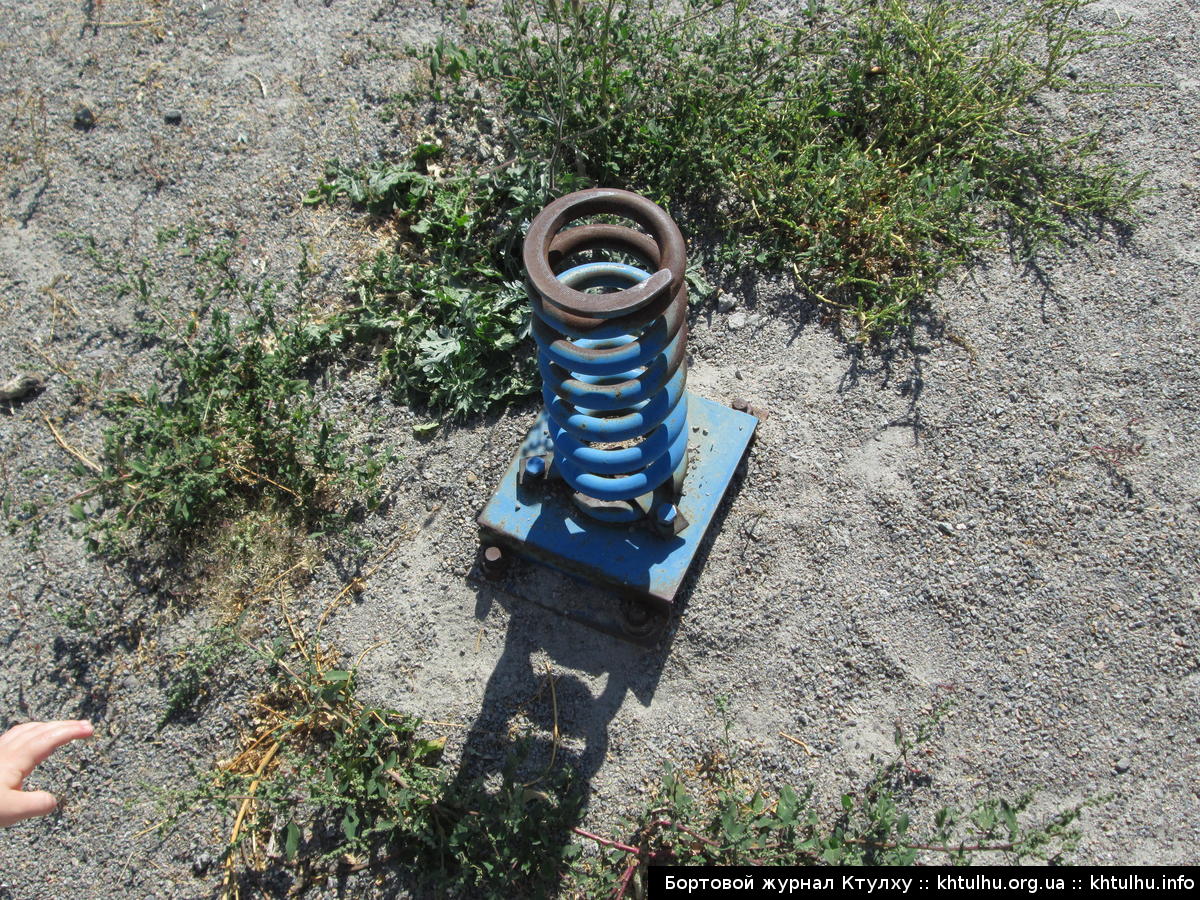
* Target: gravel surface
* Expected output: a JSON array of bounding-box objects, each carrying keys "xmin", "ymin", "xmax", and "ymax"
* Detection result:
[{"xmin": 1, "ymin": 0, "xmax": 1198, "ymax": 896}]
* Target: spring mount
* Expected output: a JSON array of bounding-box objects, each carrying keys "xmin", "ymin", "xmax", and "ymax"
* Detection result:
[
  {"xmin": 477, "ymin": 188, "xmax": 758, "ymax": 640},
  {"xmin": 523, "ymin": 188, "xmax": 691, "ymax": 528}
]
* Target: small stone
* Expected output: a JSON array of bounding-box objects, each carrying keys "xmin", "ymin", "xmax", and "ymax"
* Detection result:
[
  {"xmin": 73, "ymin": 106, "xmax": 95, "ymax": 131},
  {"xmin": 164, "ymin": 109, "xmax": 183, "ymax": 125},
  {"xmin": 1115, "ymin": 757, "xmax": 1132, "ymax": 774},
  {"xmin": 0, "ymin": 374, "xmax": 42, "ymax": 402},
  {"xmin": 717, "ymin": 292, "xmax": 738, "ymax": 313},
  {"xmin": 727, "ymin": 311, "xmax": 747, "ymax": 331}
]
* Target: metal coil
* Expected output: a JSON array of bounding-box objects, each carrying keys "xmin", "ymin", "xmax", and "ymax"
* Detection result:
[{"xmin": 524, "ymin": 189, "xmax": 690, "ymax": 515}]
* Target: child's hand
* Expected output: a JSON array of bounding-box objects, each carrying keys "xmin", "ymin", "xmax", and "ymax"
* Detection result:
[{"xmin": 0, "ymin": 720, "xmax": 94, "ymax": 826}]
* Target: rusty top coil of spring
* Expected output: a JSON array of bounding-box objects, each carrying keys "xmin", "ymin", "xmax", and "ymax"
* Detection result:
[{"xmin": 524, "ymin": 189, "xmax": 686, "ymax": 330}]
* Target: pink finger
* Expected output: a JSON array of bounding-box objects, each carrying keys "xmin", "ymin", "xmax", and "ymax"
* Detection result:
[
  {"xmin": 7, "ymin": 721, "xmax": 94, "ymax": 770},
  {"xmin": 0, "ymin": 722, "xmax": 45, "ymax": 743},
  {"xmin": 0, "ymin": 789, "xmax": 57, "ymax": 827}
]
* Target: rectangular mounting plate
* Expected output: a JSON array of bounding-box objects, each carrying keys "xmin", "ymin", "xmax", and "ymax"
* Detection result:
[{"xmin": 477, "ymin": 395, "xmax": 757, "ymax": 608}]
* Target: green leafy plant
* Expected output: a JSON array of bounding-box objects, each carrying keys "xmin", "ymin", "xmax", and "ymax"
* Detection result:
[
  {"xmin": 312, "ymin": 0, "xmax": 1141, "ymax": 419},
  {"xmin": 570, "ymin": 702, "xmax": 1090, "ymax": 894},
  {"xmin": 463, "ymin": 0, "xmax": 1141, "ymax": 335},
  {"xmin": 179, "ymin": 627, "xmax": 580, "ymax": 898},
  {"xmin": 4, "ymin": 494, "xmax": 44, "ymax": 551},
  {"xmin": 306, "ymin": 148, "xmax": 562, "ymax": 419},
  {"xmin": 160, "ymin": 623, "xmax": 244, "ymax": 724},
  {"xmin": 164, "ymin": 620, "xmax": 1092, "ymax": 897},
  {"xmin": 75, "ymin": 228, "xmax": 385, "ymax": 555},
  {"xmin": 48, "ymin": 600, "xmax": 103, "ymax": 633}
]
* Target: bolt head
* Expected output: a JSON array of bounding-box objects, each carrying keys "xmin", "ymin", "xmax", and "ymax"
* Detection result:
[
  {"xmin": 525, "ymin": 456, "xmax": 546, "ymax": 478},
  {"xmin": 480, "ymin": 545, "xmax": 506, "ymax": 578},
  {"xmin": 619, "ymin": 597, "xmax": 664, "ymax": 639}
]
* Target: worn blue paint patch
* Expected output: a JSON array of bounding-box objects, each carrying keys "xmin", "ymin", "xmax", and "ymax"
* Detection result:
[{"xmin": 477, "ymin": 396, "xmax": 756, "ymax": 606}]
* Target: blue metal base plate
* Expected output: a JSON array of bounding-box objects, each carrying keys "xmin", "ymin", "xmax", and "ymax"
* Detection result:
[{"xmin": 477, "ymin": 396, "xmax": 757, "ymax": 609}]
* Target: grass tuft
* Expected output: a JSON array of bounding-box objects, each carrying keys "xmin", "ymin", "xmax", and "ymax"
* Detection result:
[
  {"xmin": 310, "ymin": 1, "xmax": 1143, "ymax": 418},
  {"xmin": 305, "ymin": 148, "xmax": 559, "ymax": 419},
  {"xmin": 174, "ymin": 665, "xmax": 1094, "ymax": 898},
  {"xmin": 73, "ymin": 227, "xmax": 386, "ymax": 556},
  {"xmin": 467, "ymin": 0, "xmax": 1143, "ymax": 334},
  {"xmin": 160, "ymin": 623, "xmax": 243, "ymax": 724},
  {"xmin": 175, "ymin": 625, "xmax": 581, "ymax": 898},
  {"xmin": 570, "ymin": 701, "xmax": 1093, "ymax": 893}
]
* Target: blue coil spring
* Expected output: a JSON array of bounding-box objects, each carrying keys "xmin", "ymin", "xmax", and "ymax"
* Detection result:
[{"xmin": 523, "ymin": 189, "xmax": 690, "ymax": 507}]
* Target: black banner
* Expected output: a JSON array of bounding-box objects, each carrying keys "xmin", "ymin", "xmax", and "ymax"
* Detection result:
[{"xmin": 648, "ymin": 867, "xmax": 1197, "ymax": 898}]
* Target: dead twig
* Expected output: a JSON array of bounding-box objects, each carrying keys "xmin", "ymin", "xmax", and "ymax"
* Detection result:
[
  {"xmin": 316, "ymin": 526, "xmax": 414, "ymax": 629},
  {"xmin": 352, "ymin": 639, "xmax": 388, "ymax": 671},
  {"xmin": 779, "ymin": 731, "xmax": 816, "ymax": 757},
  {"xmin": 521, "ymin": 663, "xmax": 560, "ymax": 788},
  {"xmin": 21, "ymin": 340, "xmax": 73, "ymax": 378},
  {"xmin": 281, "ymin": 601, "xmax": 313, "ymax": 665},
  {"xmin": 94, "ymin": 19, "xmax": 159, "ymax": 28},
  {"xmin": 647, "ymin": 819, "xmax": 721, "ymax": 848},
  {"xmin": 230, "ymin": 462, "xmax": 302, "ymax": 501},
  {"xmin": 245, "ymin": 72, "xmax": 267, "ymax": 98},
  {"xmin": 224, "ymin": 718, "xmax": 304, "ymax": 772},
  {"xmin": 571, "ymin": 827, "xmax": 639, "ymax": 855},
  {"xmin": 243, "ymin": 562, "xmax": 310, "ymax": 605},
  {"xmin": 222, "ymin": 740, "xmax": 283, "ymax": 900},
  {"xmin": 615, "ymin": 858, "xmax": 639, "ymax": 900},
  {"xmin": 44, "ymin": 415, "xmax": 101, "ymax": 473}
]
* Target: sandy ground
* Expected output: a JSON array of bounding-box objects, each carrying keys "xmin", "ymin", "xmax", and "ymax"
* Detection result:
[{"xmin": 1, "ymin": 0, "xmax": 1198, "ymax": 896}]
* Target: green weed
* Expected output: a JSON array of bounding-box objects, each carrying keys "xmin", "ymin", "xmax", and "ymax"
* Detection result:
[
  {"xmin": 3, "ymin": 496, "xmax": 43, "ymax": 551},
  {"xmin": 160, "ymin": 622, "xmax": 243, "ymax": 724},
  {"xmin": 306, "ymin": 148, "xmax": 557, "ymax": 419},
  {"xmin": 166, "ymin": 626, "xmax": 1090, "ymax": 896},
  {"xmin": 48, "ymin": 600, "xmax": 103, "ymax": 634},
  {"xmin": 73, "ymin": 228, "xmax": 386, "ymax": 556},
  {"xmin": 572, "ymin": 703, "xmax": 1090, "ymax": 893},
  {"xmin": 182, "ymin": 628, "xmax": 579, "ymax": 898},
  {"xmin": 312, "ymin": 1, "xmax": 1141, "ymax": 418},
  {"xmin": 463, "ymin": 0, "xmax": 1141, "ymax": 335}
]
